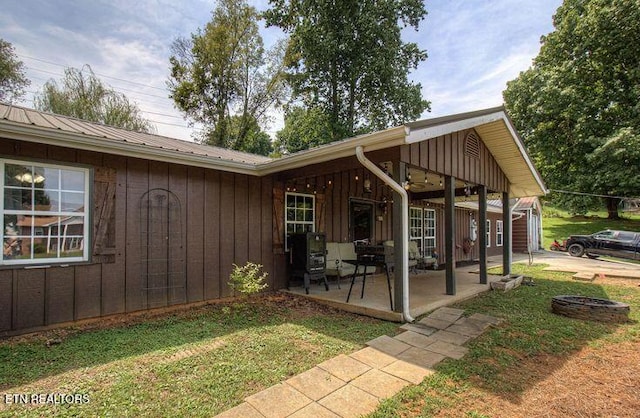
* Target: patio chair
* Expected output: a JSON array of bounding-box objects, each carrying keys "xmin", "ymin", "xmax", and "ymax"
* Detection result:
[{"xmin": 325, "ymin": 242, "xmax": 356, "ymax": 289}]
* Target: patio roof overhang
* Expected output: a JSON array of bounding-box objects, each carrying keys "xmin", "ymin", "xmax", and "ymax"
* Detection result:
[{"xmin": 405, "ymin": 107, "xmax": 546, "ymax": 198}]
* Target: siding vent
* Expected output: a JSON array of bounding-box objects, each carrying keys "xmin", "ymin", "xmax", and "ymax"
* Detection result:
[{"xmin": 465, "ymin": 131, "xmax": 480, "ymax": 159}]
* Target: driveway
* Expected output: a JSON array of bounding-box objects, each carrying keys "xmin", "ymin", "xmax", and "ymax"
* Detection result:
[{"xmin": 512, "ymin": 250, "xmax": 640, "ymax": 279}]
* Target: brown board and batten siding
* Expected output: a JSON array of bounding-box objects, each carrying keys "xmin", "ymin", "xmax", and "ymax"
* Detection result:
[
  {"xmin": 273, "ymin": 150, "xmax": 398, "ymax": 245},
  {"xmin": 400, "ymin": 129, "xmax": 509, "ymax": 193},
  {"xmin": 0, "ymin": 138, "xmax": 276, "ymax": 335}
]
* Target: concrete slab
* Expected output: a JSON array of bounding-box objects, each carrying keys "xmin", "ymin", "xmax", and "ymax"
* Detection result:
[
  {"xmin": 351, "ymin": 369, "xmax": 411, "ymax": 399},
  {"xmin": 366, "ymin": 335, "xmax": 411, "ymax": 356},
  {"xmin": 245, "ymin": 383, "xmax": 312, "ymax": 418},
  {"xmin": 432, "ymin": 307, "xmax": 465, "ymax": 317},
  {"xmin": 425, "ymin": 340, "xmax": 469, "ymax": 360},
  {"xmin": 417, "ymin": 317, "xmax": 453, "ymax": 330},
  {"xmin": 427, "ymin": 308, "xmax": 464, "ymax": 323},
  {"xmin": 317, "ymin": 354, "xmax": 371, "ymax": 382},
  {"xmin": 393, "ymin": 330, "xmax": 436, "ymax": 349},
  {"xmin": 399, "ymin": 323, "xmax": 437, "ymax": 336},
  {"xmin": 215, "ymin": 402, "xmax": 264, "ymax": 418},
  {"xmin": 288, "ymin": 402, "xmax": 340, "ymax": 418},
  {"xmin": 396, "ymin": 346, "xmax": 446, "ymax": 369},
  {"xmin": 430, "ymin": 329, "xmax": 472, "ymax": 345},
  {"xmin": 382, "ymin": 359, "xmax": 435, "ymax": 385},
  {"xmin": 318, "ymin": 384, "xmax": 380, "ymax": 418},
  {"xmin": 454, "ymin": 316, "xmax": 491, "ymax": 333},
  {"xmin": 349, "ymin": 347, "xmax": 397, "ymax": 369},
  {"xmin": 285, "ymin": 367, "xmax": 346, "ymax": 401},
  {"xmin": 446, "ymin": 323, "xmax": 484, "ymax": 337}
]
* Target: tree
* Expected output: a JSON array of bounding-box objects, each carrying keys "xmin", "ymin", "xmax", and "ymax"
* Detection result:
[
  {"xmin": 264, "ymin": 0, "xmax": 429, "ymax": 143},
  {"xmin": 35, "ymin": 66, "xmax": 154, "ymax": 133},
  {"xmin": 504, "ymin": 0, "xmax": 640, "ymax": 219},
  {"xmin": 0, "ymin": 38, "xmax": 30, "ymax": 103},
  {"xmin": 168, "ymin": 0, "xmax": 287, "ymax": 155},
  {"xmin": 274, "ymin": 106, "xmax": 334, "ymax": 153}
]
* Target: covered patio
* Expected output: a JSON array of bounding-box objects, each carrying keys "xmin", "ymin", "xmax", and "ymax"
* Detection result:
[{"xmin": 286, "ymin": 256, "xmax": 506, "ymax": 322}]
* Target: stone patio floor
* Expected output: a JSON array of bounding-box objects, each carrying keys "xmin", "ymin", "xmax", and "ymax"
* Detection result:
[{"xmin": 215, "ymin": 307, "xmax": 503, "ymax": 418}]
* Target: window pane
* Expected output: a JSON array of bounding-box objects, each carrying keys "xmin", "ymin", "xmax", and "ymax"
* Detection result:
[
  {"xmin": 61, "ymin": 169, "xmax": 85, "ymax": 191},
  {"xmin": 41, "ymin": 167, "xmax": 60, "ymax": 190},
  {"xmin": 296, "ymin": 209, "xmax": 304, "ymax": 221},
  {"xmin": 5, "ymin": 164, "xmax": 33, "ymax": 186},
  {"xmin": 304, "ymin": 209, "xmax": 313, "ymax": 222},
  {"xmin": 286, "ymin": 194, "xmax": 295, "ymax": 207},
  {"xmin": 286, "ymin": 208, "xmax": 295, "ymax": 221},
  {"xmin": 60, "ymin": 192, "xmax": 85, "ymax": 212},
  {"xmin": 4, "ymin": 188, "xmax": 31, "ymax": 210},
  {"xmin": 34, "ymin": 189, "xmax": 58, "ymax": 211},
  {"xmin": 4, "ymin": 237, "xmax": 29, "ymax": 260}
]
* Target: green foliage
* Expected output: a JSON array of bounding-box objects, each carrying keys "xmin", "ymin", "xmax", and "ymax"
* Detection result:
[
  {"xmin": 228, "ymin": 262, "xmax": 269, "ymax": 296},
  {"xmin": 168, "ymin": 0, "xmax": 287, "ymax": 154},
  {"xmin": 265, "ymin": 0, "xmax": 430, "ymax": 143},
  {"xmin": 0, "ymin": 295, "xmax": 396, "ymax": 416},
  {"xmin": 371, "ymin": 263, "xmax": 640, "ymax": 416},
  {"xmin": 504, "ymin": 0, "xmax": 640, "ymax": 218},
  {"xmin": 542, "ymin": 204, "xmax": 640, "ymax": 249},
  {"xmin": 273, "ymin": 106, "xmax": 334, "ymax": 153},
  {"xmin": 0, "ymin": 38, "xmax": 30, "ymax": 103},
  {"xmin": 35, "ymin": 66, "xmax": 154, "ymax": 133}
]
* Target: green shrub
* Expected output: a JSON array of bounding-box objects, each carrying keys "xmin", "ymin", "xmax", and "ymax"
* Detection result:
[{"xmin": 228, "ymin": 262, "xmax": 269, "ymax": 296}]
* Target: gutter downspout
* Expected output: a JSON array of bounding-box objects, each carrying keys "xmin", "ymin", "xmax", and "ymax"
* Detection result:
[{"xmin": 355, "ymin": 146, "xmax": 414, "ymax": 323}]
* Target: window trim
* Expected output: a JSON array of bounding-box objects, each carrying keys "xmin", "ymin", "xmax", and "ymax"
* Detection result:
[
  {"xmin": 1, "ymin": 158, "xmax": 91, "ymax": 266},
  {"xmin": 284, "ymin": 192, "xmax": 315, "ymax": 251},
  {"xmin": 496, "ymin": 220, "xmax": 503, "ymax": 247}
]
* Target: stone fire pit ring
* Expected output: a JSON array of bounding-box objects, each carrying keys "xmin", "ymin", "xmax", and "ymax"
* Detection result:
[{"xmin": 551, "ymin": 295, "xmax": 630, "ymax": 322}]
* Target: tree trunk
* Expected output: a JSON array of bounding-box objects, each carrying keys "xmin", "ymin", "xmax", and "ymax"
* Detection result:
[{"xmin": 606, "ymin": 197, "xmax": 620, "ymax": 219}]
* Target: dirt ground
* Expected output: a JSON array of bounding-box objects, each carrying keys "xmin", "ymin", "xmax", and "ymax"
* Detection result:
[{"xmin": 439, "ymin": 338, "xmax": 640, "ymax": 418}]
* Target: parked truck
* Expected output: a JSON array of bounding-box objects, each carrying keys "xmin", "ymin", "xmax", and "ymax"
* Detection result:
[{"xmin": 566, "ymin": 230, "xmax": 640, "ymax": 260}]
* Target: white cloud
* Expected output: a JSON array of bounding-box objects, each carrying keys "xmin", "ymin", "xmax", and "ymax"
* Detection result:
[{"xmin": 2, "ymin": 0, "xmax": 562, "ymax": 141}]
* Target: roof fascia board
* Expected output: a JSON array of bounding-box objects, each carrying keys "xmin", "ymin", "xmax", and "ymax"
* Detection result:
[
  {"xmin": 405, "ymin": 110, "xmax": 506, "ymax": 143},
  {"xmin": 500, "ymin": 114, "xmax": 547, "ymax": 196},
  {"xmin": 0, "ymin": 123, "xmax": 260, "ymax": 176}
]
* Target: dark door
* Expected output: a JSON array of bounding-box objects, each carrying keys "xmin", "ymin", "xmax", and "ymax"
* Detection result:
[{"xmin": 350, "ymin": 200, "xmax": 374, "ymax": 243}]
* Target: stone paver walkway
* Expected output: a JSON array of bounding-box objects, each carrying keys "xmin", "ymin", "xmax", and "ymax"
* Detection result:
[{"xmin": 215, "ymin": 307, "xmax": 502, "ymax": 418}]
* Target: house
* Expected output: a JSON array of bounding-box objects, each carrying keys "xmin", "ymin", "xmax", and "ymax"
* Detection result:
[
  {"xmin": 456, "ymin": 196, "xmax": 544, "ymax": 254},
  {"xmin": 512, "ymin": 196, "xmax": 543, "ymax": 252},
  {"xmin": 0, "ymin": 103, "xmax": 545, "ymax": 335}
]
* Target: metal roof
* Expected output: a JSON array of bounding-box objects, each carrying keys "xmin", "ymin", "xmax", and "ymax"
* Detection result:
[
  {"xmin": 0, "ymin": 103, "xmax": 547, "ymax": 197},
  {"xmin": 0, "ymin": 103, "xmax": 270, "ymax": 171}
]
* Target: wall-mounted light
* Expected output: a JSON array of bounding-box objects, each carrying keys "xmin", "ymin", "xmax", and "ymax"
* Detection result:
[{"xmin": 364, "ymin": 178, "xmax": 372, "ymax": 193}]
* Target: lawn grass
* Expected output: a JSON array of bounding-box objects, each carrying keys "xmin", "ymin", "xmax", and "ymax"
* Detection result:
[
  {"xmin": 0, "ymin": 294, "xmax": 397, "ymax": 417},
  {"xmin": 542, "ymin": 206, "xmax": 640, "ymax": 249},
  {"xmin": 369, "ymin": 263, "xmax": 640, "ymax": 417}
]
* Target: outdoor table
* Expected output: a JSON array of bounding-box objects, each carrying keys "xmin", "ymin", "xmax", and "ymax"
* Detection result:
[{"xmin": 344, "ymin": 255, "xmax": 393, "ymax": 310}]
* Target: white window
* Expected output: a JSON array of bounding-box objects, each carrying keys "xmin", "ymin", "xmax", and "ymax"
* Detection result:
[
  {"xmin": 496, "ymin": 220, "xmax": 503, "ymax": 247},
  {"xmin": 285, "ymin": 192, "xmax": 314, "ymax": 250},
  {"xmin": 409, "ymin": 207, "xmax": 437, "ymax": 256},
  {"xmin": 1, "ymin": 159, "xmax": 90, "ymax": 265},
  {"xmin": 423, "ymin": 209, "xmax": 436, "ymax": 256},
  {"xmin": 409, "ymin": 207, "xmax": 423, "ymax": 250},
  {"xmin": 486, "ymin": 220, "xmax": 491, "ymax": 247}
]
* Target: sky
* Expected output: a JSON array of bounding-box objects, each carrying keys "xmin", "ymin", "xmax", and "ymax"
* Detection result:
[{"xmin": 1, "ymin": 0, "xmax": 563, "ymax": 141}]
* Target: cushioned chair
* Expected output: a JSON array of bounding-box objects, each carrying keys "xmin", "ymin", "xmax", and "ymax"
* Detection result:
[
  {"xmin": 383, "ymin": 240, "xmax": 419, "ymax": 273},
  {"xmin": 325, "ymin": 242, "xmax": 376, "ymax": 288}
]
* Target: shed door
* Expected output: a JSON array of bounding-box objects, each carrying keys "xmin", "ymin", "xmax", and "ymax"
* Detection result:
[{"xmin": 140, "ymin": 188, "xmax": 186, "ymax": 308}]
